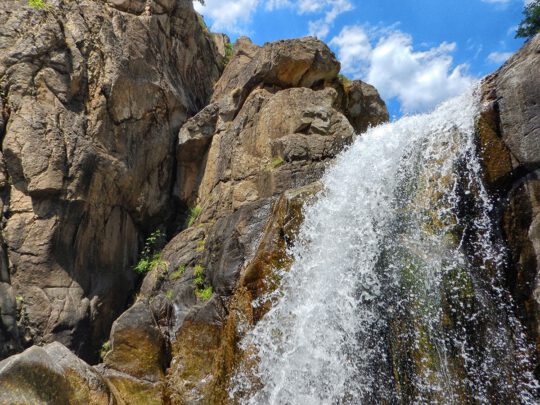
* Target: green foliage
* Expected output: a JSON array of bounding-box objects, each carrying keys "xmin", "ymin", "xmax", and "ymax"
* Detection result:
[
  {"xmin": 195, "ymin": 286, "xmax": 213, "ymax": 301},
  {"xmin": 192, "ymin": 264, "xmax": 213, "ymax": 301},
  {"xmin": 197, "ymin": 13, "xmax": 209, "ymax": 33},
  {"xmin": 516, "ymin": 0, "xmax": 540, "ymax": 39},
  {"xmin": 15, "ymin": 295, "xmax": 24, "ymax": 303},
  {"xmin": 196, "ymin": 238, "xmax": 206, "ymax": 253},
  {"xmin": 28, "ymin": 0, "xmax": 48, "ymax": 9},
  {"xmin": 165, "ymin": 290, "xmax": 174, "ymax": 300},
  {"xmin": 271, "ymin": 156, "xmax": 284, "ymax": 169},
  {"xmin": 187, "ymin": 205, "xmax": 202, "ymax": 227},
  {"xmin": 100, "ymin": 341, "xmax": 111, "ymax": 360},
  {"xmin": 134, "ymin": 230, "xmax": 167, "ymax": 274},
  {"xmin": 170, "ymin": 265, "xmax": 186, "ymax": 280},
  {"xmin": 223, "ymin": 42, "xmax": 234, "ymax": 66},
  {"xmin": 193, "ymin": 264, "xmax": 205, "ymax": 286},
  {"xmin": 338, "ymin": 73, "xmax": 351, "ymax": 86}
]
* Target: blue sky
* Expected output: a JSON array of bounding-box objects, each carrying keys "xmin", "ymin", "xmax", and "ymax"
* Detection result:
[{"xmin": 195, "ymin": 0, "xmax": 531, "ymax": 118}]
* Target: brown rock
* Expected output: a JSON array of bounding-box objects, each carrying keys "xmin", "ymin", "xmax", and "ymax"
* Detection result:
[
  {"xmin": 0, "ymin": 0, "xmax": 222, "ymax": 362},
  {"xmin": 0, "ymin": 342, "xmax": 113, "ymax": 404}
]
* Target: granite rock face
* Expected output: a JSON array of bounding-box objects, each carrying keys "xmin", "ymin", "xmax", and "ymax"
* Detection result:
[
  {"xmin": 0, "ymin": 1, "xmax": 390, "ymax": 402},
  {"xmin": 0, "ymin": 0, "xmax": 222, "ymax": 362},
  {"xmin": 478, "ymin": 33, "xmax": 540, "ymax": 372},
  {"xmin": 104, "ymin": 36, "xmax": 388, "ymax": 402}
]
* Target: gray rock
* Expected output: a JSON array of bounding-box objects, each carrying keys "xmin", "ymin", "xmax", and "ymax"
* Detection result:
[{"xmin": 0, "ymin": 0, "xmax": 222, "ymax": 361}]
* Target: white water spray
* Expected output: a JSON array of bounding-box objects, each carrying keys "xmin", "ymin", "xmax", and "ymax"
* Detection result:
[{"xmin": 230, "ymin": 87, "xmax": 539, "ymax": 404}]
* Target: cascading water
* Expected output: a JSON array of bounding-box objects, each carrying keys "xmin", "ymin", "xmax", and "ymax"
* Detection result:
[{"xmin": 229, "ymin": 87, "xmax": 540, "ymax": 404}]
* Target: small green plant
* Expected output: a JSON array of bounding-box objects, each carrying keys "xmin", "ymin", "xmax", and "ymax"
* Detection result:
[
  {"xmin": 192, "ymin": 264, "xmax": 213, "ymax": 301},
  {"xmin": 193, "ymin": 264, "xmax": 205, "ymax": 286},
  {"xmin": 187, "ymin": 205, "xmax": 202, "ymax": 227},
  {"xmin": 134, "ymin": 230, "xmax": 167, "ymax": 274},
  {"xmin": 165, "ymin": 290, "xmax": 174, "ymax": 300},
  {"xmin": 15, "ymin": 295, "xmax": 24, "ymax": 303},
  {"xmin": 223, "ymin": 42, "xmax": 234, "ymax": 66},
  {"xmin": 100, "ymin": 341, "xmax": 111, "ymax": 360},
  {"xmin": 195, "ymin": 286, "xmax": 213, "ymax": 301},
  {"xmin": 28, "ymin": 0, "xmax": 48, "ymax": 9},
  {"xmin": 338, "ymin": 74, "xmax": 351, "ymax": 86},
  {"xmin": 196, "ymin": 238, "xmax": 206, "ymax": 253},
  {"xmin": 271, "ymin": 156, "xmax": 284, "ymax": 169},
  {"xmin": 170, "ymin": 265, "xmax": 186, "ymax": 280}
]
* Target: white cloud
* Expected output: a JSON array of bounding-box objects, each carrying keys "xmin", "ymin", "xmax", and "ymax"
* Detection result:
[
  {"xmin": 487, "ymin": 51, "xmax": 513, "ymax": 63},
  {"xmin": 330, "ymin": 26, "xmax": 475, "ymax": 114},
  {"xmin": 196, "ymin": 0, "xmax": 352, "ymax": 38},
  {"xmin": 194, "ymin": 0, "xmax": 260, "ymax": 33},
  {"xmin": 267, "ymin": 0, "xmax": 353, "ymax": 38}
]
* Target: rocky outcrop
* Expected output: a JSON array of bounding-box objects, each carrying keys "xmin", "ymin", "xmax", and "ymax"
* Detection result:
[
  {"xmin": 0, "ymin": 0, "xmax": 223, "ymax": 362},
  {"xmin": 0, "ymin": 342, "xmax": 113, "ymax": 404},
  {"xmin": 478, "ymin": 33, "xmax": 540, "ymax": 373},
  {"xmin": 100, "ymin": 36, "xmax": 388, "ymax": 403}
]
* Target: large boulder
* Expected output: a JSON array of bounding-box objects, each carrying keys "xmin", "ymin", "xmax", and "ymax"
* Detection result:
[
  {"xmin": 0, "ymin": 0, "xmax": 222, "ymax": 362},
  {"xmin": 478, "ymin": 34, "xmax": 540, "ymax": 370},
  {"xmin": 0, "ymin": 342, "xmax": 113, "ymax": 404}
]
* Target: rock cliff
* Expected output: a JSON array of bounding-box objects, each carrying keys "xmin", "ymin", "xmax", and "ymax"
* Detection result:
[
  {"xmin": 0, "ymin": 0, "xmax": 223, "ymax": 362},
  {"xmin": 0, "ymin": 1, "xmax": 388, "ymax": 403},
  {"xmin": 478, "ymin": 33, "xmax": 540, "ymax": 376},
  {"xmin": 1, "ymin": 0, "xmax": 538, "ymax": 403}
]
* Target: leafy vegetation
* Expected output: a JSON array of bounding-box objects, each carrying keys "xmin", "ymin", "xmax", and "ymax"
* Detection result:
[
  {"xmin": 165, "ymin": 290, "xmax": 174, "ymax": 300},
  {"xmin": 193, "ymin": 264, "xmax": 213, "ymax": 301},
  {"xmin": 196, "ymin": 238, "xmax": 206, "ymax": 253},
  {"xmin": 170, "ymin": 265, "xmax": 186, "ymax": 280},
  {"xmin": 195, "ymin": 286, "xmax": 213, "ymax": 301},
  {"xmin": 187, "ymin": 205, "xmax": 202, "ymax": 227},
  {"xmin": 134, "ymin": 230, "xmax": 167, "ymax": 274},
  {"xmin": 28, "ymin": 0, "xmax": 48, "ymax": 9},
  {"xmin": 223, "ymin": 42, "xmax": 234, "ymax": 66},
  {"xmin": 100, "ymin": 341, "xmax": 111, "ymax": 360},
  {"xmin": 271, "ymin": 156, "xmax": 284, "ymax": 169},
  {"xmin": 516, "ymin": 0, "xmax": 540, "ymax": 39},
  {"xmin": 338, "ymin": 73, "xmax": 351, "ymax": 86}
]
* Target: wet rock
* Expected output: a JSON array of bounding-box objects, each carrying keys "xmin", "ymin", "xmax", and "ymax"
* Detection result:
[{"xmin": 479, "ymin": 33, "xmax": 540, "ymax": 369}]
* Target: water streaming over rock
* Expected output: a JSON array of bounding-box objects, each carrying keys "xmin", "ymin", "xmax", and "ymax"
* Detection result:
[{"xmin": 229, "ymin": 87, "xmax": 539, "ymax": 404}]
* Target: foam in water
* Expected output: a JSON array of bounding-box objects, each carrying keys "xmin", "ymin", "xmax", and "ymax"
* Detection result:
[{"xmin": 230, "ymin": 87, "xmax": 539, "ymax": 404}]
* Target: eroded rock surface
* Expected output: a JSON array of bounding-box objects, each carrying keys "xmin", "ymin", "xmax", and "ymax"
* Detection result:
[
  {"xmin": 107, "ymin": 36, "xmax": 387, "ymax": 403},
  {"xmin": 0, "ymin": 0, "xmax": 222, "ymax": 361},
  {"xmin": 479, "ymin": 33, "xmax": 540, "ymax": 372}
]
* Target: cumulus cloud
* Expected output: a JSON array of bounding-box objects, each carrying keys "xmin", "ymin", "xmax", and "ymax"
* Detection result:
[
  {"xmin": 487, "ymin": 51, "xmax": 513, "ymax": 63},
  {"xmin": 196, "ymin": 0, "xmax": 352, "ymax": 38},
  {"xmin": 330, "ymin": 26, "xmax": 475, "ymax": 114},
  {"xmin": 194, "ymin": 0, "xmax": 260, "ymax": 33},
  {"xmin": 267, "ymin": 0, "xmax": 353, "ymax": 38}
]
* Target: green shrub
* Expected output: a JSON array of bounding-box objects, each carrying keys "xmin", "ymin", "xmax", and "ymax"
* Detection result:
[
  {"xmin": 134, "ymin": 230, "xmax": 167, "ymax": 274},
  {"xmin": 195, "ymin": 286, "xmax": 213, "ymax": 301},
  {"xmin": 170, "ymin": 265, "xmax": 186, "ymax": 280},
  {"xmin": 196, "ymin": 239, "xmax": 206, "ymax": 253},
  {"xmin": 271, "ymin": 156, "xmax": 284, "ymax": 169},
  {"xmin": 192, "ymin": 264, "xmax": 213, "ymax": 301},
  {"xmin": 187, "ymin": 205, "xmax": 202, "ymax": 227},
  {"xmin": 516, "ymin": 0, "xmax": 540, "ymax": 39},
  {"xmin": 28, "ymin": 0, "xmax": 48, "ymax": 9},
  {"xmin": 100, "ymin": 341, "xmax": 111, "ymax": 360}
]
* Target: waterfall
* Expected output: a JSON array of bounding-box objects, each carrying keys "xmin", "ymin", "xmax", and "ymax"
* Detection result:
[{"xmin": 230, "ymin": 87, "xmax": 540, "ymax": 404}]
